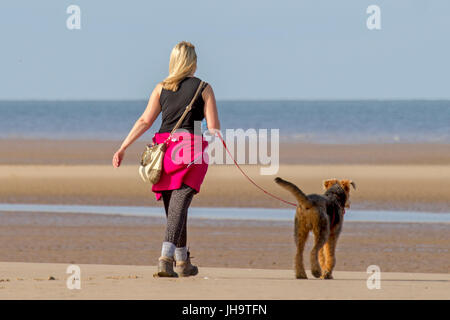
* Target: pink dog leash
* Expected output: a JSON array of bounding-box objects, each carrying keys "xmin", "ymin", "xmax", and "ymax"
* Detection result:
[{"xmin": 217, "ymin": 132, "xmax": 297, "ymax": 207}]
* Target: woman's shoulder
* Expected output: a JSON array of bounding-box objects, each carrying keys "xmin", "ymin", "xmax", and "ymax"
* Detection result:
[
  {"xmin": 154, "ymin": 82, "xmax": 164, "ymax": 96},
  {"xmin": 159, "ymin": 76, "xmax": 210, "ymax": 95},
  {"xmin": 185, "ymin": 77, "xmax": 210, "ymax": 94},
  {"xmin": 188, "ymin": 76, "xmax": 208, "ymax": 85}
]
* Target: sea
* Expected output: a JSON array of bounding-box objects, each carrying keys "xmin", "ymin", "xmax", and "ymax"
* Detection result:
[{"xmin": 0, "ymin": 100, "xmax": 449, "ymax": 144}]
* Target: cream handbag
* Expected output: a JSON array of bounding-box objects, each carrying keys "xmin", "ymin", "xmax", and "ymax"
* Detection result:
[{"xmin": 139, "ymin": 80, "xmax": 205, "ymax": 184}]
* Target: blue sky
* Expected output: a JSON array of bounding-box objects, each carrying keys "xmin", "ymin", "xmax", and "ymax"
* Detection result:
[{"xmin": 1, "ymin": 0, "xmax": 449, "ymax": 100}]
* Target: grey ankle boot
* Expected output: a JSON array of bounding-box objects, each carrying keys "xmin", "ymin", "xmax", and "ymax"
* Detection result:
[
  {"xmin": 175, "ymin": 251, "xmax": 198, "ymax": 277},
  {"xmin": 154, "ymin": 256, "xmax": 178, "ymax": 278}
]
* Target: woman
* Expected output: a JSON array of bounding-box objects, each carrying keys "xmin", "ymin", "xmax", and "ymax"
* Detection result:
[{"xmin": 112, "ymin": 41, "xmax": 220, "ymax": 277}]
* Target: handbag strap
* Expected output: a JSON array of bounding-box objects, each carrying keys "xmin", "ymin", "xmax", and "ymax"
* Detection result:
[{"xmin": 166, "ymin": 80, "xmax": 206, "ymax": 142}]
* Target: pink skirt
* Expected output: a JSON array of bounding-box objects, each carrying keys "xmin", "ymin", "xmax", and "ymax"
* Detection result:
[{"xmin": 151, "ymin": 132, "xmax": 209, "ymax": 200}]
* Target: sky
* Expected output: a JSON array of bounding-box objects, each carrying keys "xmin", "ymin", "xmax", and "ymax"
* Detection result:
[{"xmin": 1, "ymin": 0, "xmax": 449, "ymax": 100}]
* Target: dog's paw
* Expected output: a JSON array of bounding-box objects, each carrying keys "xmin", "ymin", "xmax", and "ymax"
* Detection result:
[
  {"xmin": 295, "ymin": 272, "xmax": 308, "ymax": 279},
  {"xmin": 311, "ymin": 268, "xmax": 322, "ymax": 278},
  {"xmin": 320, "ymin": 272, "xmax": 333, "ymax": 280}
]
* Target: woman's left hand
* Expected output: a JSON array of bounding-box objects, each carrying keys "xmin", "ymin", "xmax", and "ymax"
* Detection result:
[{"xmin": 112, "ymin": 148, "xmax": 125, "ymax": 168}]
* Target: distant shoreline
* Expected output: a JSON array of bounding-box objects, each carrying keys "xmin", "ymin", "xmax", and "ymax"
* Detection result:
[
  {"xmin": 2, "ymin": 98, "xmax": 450, "ymax": 102},
  {"xmin": 1, "ymin": 139, "xmax": 449, "ymax": 165}
]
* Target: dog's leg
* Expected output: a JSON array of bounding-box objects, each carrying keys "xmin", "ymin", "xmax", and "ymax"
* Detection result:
[
  {"xmin": 295, "ymin": 220, "xmax": 309, "ymax": 279},
  {"xmin": 321, "ymin": 233, "xmax": 338, "ymax": 279},
  {"xmin": 318, "ymin": 246, "xmax": 326, "ymax": 271},
  {"xmin": 310, "ymin": 217, "xmax": 329, "ymax": 279}
]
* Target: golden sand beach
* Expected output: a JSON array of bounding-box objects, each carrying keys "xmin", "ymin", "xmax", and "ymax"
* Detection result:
[
  {"xmin": 0, "ymin": 262, "xmax": 448, "ymax": 300},
  {"xmin": 0, "ymin": 139, "xmax": 449, "ymax": 211},
  {"xmin": 0, "ymin": 163, "xmax": 449, "ymax": 211}
]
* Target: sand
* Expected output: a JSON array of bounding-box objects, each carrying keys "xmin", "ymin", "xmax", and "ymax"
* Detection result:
[
  {"xmin": 0, "ymin": 211, "xmax": 448, "ymax": 274},
  {"xmin": 2, "ymin": 139, "xmax": 450, "ymax": 165},
  {"xmin": 0, "ymin": 139, "xmax": 449, "ymax": 300},
  {"xmin": 1, "ymin": 139, "xmax": 449, "ymax": 211},
  {"xmin": 0, "ymin": 164, "xmax": 449, "ymax": 211},
  {"xmin": 0, "ymin": 262, "xmax": 448, "ymax": 300}
]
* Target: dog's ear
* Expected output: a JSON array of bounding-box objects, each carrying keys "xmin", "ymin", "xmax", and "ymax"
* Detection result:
[
  {"xmin": 323, "ymin": 178, "xmax": 339, "ymax": 190},
  {"xmin": 340, "ymin": 179, "xmax": 356, "ymax": 191}
]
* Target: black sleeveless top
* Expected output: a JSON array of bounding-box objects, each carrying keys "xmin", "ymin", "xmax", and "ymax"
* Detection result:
[{"xmin": 158, "ymin": 76, "xmax": 208, "ymax": 134}]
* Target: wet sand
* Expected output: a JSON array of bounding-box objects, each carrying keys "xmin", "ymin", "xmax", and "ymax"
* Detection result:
[{"xmin": 0, "ymin": 211, "xmax": 448, "ymax": 274}]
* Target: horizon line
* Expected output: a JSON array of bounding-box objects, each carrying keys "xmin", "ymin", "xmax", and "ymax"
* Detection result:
[{"xmin": 1, "ymin": 98, "xmax": 450, "ymax": 102}]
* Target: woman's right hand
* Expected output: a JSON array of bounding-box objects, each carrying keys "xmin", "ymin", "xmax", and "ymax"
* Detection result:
[{"xmin": 112, "ymin": 148, "xmax": 125, "ymax": 168}]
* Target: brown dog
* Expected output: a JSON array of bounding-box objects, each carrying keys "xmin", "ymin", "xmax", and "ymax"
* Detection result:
[{"xmin": 275, "ymin": 177, "xmax": 356, "ymax": 279}]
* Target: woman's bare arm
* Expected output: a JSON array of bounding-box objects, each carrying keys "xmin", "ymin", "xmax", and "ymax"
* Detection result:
[
  {"xmin": 202, "ymin": 84, "xmax": 220, "ymax": 135},
  {"xmin": 112, "ymin": 84, "xmax": 162, "ymax": 167}
]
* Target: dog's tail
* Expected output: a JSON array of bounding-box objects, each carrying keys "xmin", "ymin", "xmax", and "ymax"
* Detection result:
[{"xmin": 274, "ymin": 177, "xmax": 313, "ymax": 209}]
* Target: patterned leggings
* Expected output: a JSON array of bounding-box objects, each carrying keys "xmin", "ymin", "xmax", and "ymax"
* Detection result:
[{"xmin": 161, "ymin": 184, "xmax": 196, "ymax": 248}]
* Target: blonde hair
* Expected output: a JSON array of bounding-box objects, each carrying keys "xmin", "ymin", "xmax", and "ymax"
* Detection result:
[{"xmin": 161, "ymin": 41, "xmax": 197, "ymax": 91}]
